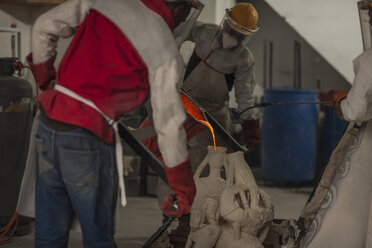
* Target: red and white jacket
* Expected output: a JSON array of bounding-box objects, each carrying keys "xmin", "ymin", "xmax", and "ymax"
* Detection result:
[{"xmin": 31, "ymin": 0, "xmax": 188, "ymax": 168}]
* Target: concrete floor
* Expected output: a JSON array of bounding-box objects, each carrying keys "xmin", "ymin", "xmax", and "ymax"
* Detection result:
[{"xmin": 4, "ymin": 187, "xmax": 311, "ymax": 248}]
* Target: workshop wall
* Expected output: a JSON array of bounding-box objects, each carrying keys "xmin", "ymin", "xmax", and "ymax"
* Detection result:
[{"xmin": 244, "ymin": 0, "xmax": 351, "ymax": 92}]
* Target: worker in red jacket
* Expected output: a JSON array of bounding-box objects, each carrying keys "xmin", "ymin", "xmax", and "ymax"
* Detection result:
[{"xmin": 21, "ymin": 0, "xmax": 202, "ymax": 246}]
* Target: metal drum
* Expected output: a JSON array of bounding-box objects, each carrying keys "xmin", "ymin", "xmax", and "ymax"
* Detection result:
[
  {"xmin": 261, "ymin": 88, "xmax": 318, "ymax": 182},
  {"xmin": 322, "ymin": 106, "xmax": 347, "ymax": 167}
]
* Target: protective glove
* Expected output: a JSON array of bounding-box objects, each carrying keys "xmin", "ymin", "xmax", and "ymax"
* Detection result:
[
  {"xmin": 161, "ymin": 157, "xmax": 196, "ymax": 217},
  {"xmin": 328, "ymin": 89, "xmax": 348, "ymax": 121},
  {"xmin": 242, "ymin": 119, "xmax": 260, "ymax": 151},
  {"xmin": 26, "ymin": 53, "xmax": 56, "ymax": 91}
]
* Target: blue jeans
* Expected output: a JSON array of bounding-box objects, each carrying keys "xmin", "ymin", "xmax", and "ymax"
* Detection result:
[{"xmin": 34, "ymin": 115, "xmax": 118, "ymax": 248}]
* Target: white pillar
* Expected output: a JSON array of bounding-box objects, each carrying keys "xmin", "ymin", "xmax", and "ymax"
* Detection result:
[
  {"xmin": 215, "ymin": 0, "xmax": 236, "ymax": 24},
  {"xmin": 198, "ymin": 0, "xmax": 236, "ymax": 24}
]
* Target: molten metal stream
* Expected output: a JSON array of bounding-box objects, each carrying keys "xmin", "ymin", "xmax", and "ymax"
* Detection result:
[
  {"xmin": 180, "ymin": 93, "xmax": 217, "ymax": 150},
  {"xmin": 200, "ymin": 121, "xmax": 216, "ymax": 150}
]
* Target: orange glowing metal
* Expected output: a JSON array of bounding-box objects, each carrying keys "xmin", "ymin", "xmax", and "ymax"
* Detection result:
[
  {"xmin": 180, "ymin": 93, "xmax": 205, "ymax": 121},
  {"xmin": 200, "ymin": 121, "xmax": 216, "ymax": 150},
  {"xmin": 180, "ymin": 93, "xmax": 217, "ymax": 150}
]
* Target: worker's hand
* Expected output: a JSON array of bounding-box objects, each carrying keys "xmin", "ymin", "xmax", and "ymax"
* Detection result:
[
  {"xmin": 242, "ymin": 119, "xmax": 260, "ymax": 151},
  {"xmin": 328, "ymin": 89, "xmax": 348, "ymax": 121},
  {"xmin": 328, "ymin": 90, "xmax": 348, "ymax": 110},
  {"xmin": 26, "ymin": 53, "xmax": 56, "ymax": 91},
  {"xmin": 161, "ymin": 157, "xmax": 196, "ymax": 217}
]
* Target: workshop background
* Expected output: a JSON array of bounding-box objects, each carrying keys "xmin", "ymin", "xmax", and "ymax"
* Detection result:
[{"xmin": 0, "ymin": 0, "xmax": 360, "ymax": 247}]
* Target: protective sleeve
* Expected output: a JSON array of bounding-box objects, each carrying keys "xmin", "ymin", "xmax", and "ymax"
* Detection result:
[
  {"xmin": 32, "ymin": 0, "xmax": 94, "ymax": 64},
  {"xmin": 340, "ymin": 50, "xmax": 372, "ymax": 122},
  {"xmin": 233, "ymin": 51, "xmax": 256, "ymax": 121},
  {"xmin": 149, "ymin": 55, "xmax": 189, "ymax": 168}
]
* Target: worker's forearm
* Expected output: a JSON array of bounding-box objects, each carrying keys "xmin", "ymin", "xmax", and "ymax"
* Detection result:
[
  {"xmin": 234, "ymin": 62, "xmax": 256, "ymax": 120},
  {"xmin": 339, "ymin": 66, "xmax": 372, "ymax": 122},
  {"xmin": 340, "ymin": 98, "xmax": 372, "ymax": 122},
  {"xmin": 149, "ymin": 55, "xmax": 188, "ymax": 167},
  {"xmin": 235, "ymin": 87, "xmax": 256, "ymax": 120}
]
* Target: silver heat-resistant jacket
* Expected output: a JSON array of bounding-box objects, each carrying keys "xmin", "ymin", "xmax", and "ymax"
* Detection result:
[{"xmin": 301, "ymin": 48, "xmax": 372, "ymax": 248}]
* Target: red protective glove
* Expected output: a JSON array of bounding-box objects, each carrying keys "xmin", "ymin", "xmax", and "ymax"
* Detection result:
[
  {"xmin": 242, "ymin": 119, "xmax": 260, "ymax": 151},
  {"xmin": 161, "ymin": 157, "xmax": 196, "ymax": 217},
  {"xmin": 26, "ymin": 53, "xmax": 56, "ymax": 91},
  {"xmin": 328, "ymin": 89, "xmax": 348, "ymax": 121}
]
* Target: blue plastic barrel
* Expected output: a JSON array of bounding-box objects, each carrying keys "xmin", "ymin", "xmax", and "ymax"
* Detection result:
[
  {"xmin": 322, "ymin": 106, "xmax": 347, "ymax": 167},
  {"xmin": 261, "ymin": 88, "xmax": 318, "ymax": 182}
]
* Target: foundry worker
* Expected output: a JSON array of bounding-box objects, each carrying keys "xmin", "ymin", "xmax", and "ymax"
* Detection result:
[
  {"xmin": 155, "ymin": 2, "xmax": 261, "ymax": 207},
  {"xmin": 17, "ymin": 0, "xmax": 202, "ymax": 247},
  {"xmin": 181, "ymin": 2, "xmax": 261, "ymax": 171}
]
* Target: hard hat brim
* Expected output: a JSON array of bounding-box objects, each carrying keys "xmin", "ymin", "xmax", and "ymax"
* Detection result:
[{"xmin": 226, "ymin": 14, "xmax": 259, "ymax": 36}]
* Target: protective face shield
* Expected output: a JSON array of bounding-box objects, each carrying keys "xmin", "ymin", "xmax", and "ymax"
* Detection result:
[
  {"xmin": 172, "ymin": 0, "xmax": 204, "ymax": 47},
  {"xmin": 211, "ymin": 4, "xmax": 259, "ymax": 50},
  {"xmin": 358, "ymin": 0, "xmax": 372, "ymax": 51},
  {"xmin": 220, "ymin": 20, "xmax": 253, "ymax": 49},
  {"xmin": 222, "ymin": 32, "xmax": 240, "ymax": 49}
]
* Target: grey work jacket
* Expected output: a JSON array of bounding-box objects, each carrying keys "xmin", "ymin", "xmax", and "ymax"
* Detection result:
[{"xmin": 183, "ymin": 22, "xmax": 256, "ymax": 127}]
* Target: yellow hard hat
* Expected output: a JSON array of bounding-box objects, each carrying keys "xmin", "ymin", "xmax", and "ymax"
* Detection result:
[{"xmin": 227, "ymin": 3, "xmax": 259, "ymax": 35}]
